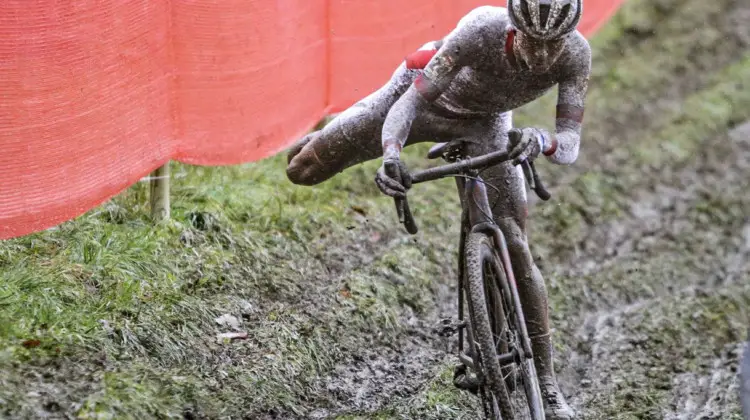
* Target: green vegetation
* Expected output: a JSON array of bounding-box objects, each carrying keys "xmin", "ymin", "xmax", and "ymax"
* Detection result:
[
  {"xmin": 2, "ymin": 0, "xmax": 749, "ymax": 418},
  {"xmin": 0, "ymin": 150, "xmax": 465, "ymax": 418}
]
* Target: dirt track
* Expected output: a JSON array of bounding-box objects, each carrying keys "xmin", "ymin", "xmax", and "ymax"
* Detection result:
[
  {"xmin": 2, "ymin": 1, "xmax": 749, "ymax": 419},
  {"xmin": 315, "ymin": 123, "xmax": 750, "ymax": 418},
  {"xmin": 562, "ymin": 121, "xmax": 750, "ymax": 419},
  {"xmin": 309, "ymin": 0, "xmax": 750, "ymax": 417},
  {"xmin": 311, "ymin": 114, "xmax": 750, "ymax": 417}
]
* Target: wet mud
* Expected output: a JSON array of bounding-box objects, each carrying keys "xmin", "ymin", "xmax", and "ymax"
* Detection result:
[{"xmin": 309, "ymin": 0, "xmax": 750, "ymax": 415}]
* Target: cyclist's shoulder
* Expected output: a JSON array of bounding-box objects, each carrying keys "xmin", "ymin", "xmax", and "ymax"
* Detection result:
[
  {"xmin": 454, "ymin": 6, "xmax": 510, "ymax": 37},
  {"xmin": 458, "ymin": 5, "xmax": 510, "ymax": 26},
  {"xmin": 558, "ymin": 31, "xmax": 592, "ymax": 78},
  {"xmin": 566, "ymin": 31, "xmax": 592, "ymax": 56}
]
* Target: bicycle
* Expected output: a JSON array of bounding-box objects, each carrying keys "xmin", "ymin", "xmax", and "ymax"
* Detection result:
[{"xmin": 384, "ymin": 138, "xmax": 552, "ymax": 420}]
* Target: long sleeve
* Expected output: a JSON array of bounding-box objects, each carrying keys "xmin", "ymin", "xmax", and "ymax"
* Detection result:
[
  {"xmin": 543, "ymin": 37, "xmax": 591, "ymax": 165},
  {"xmin": 381, "ymin": 7, "xmax": 489, "ymax": 159}
]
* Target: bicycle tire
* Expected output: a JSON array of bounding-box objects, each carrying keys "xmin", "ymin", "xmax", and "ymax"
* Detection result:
[
  {"xmin": 464, "ymin": 232, "xmax": 543, "ymax": 420},
  {"xmin": 486, "ymin": 248, "xmax": 544, "ymax": 420},
  {"xmin": 465, "ymin": 232, "xmax": 513, "ymax": 419}
]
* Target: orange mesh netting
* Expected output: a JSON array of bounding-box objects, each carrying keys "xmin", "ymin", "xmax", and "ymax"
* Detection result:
[{"xmin": 0, "ymin": 0, "xmax": 624, "ymax": 239}]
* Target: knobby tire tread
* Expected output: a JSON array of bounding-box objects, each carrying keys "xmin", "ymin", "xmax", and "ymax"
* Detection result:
[
  {"xmin": 465, "ymin": 232, "xmax": 514, "ymax": 419},
  {"xmin": 488, "ymin": 251, "xmax": 545, "ymax": 419}
]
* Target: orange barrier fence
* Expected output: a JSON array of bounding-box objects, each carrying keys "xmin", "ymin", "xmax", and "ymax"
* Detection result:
[{"xmin": 0, "ymin": 0, "xmax": 624, "ymax": 240}]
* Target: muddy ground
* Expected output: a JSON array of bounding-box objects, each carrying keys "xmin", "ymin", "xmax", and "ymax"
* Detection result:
[
  {"xmin": 1, "ymin": 0, "xmax": 749, "ymax": 419},
  {"xmin": 315, "ymin": 0, "xmax": 750, "ymax": 418},
  {"xmin": 308, "ymin": 0, "xmax": 750, "ymax": 418}
]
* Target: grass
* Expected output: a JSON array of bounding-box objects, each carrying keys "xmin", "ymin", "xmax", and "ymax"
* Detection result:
[
  {"xmin": 0, "ymin": 148, "xmax": 468, "ymax": 418},
  {"xmin": 2, "ymin": 0, "xmax": 750, "ymax": 418}
]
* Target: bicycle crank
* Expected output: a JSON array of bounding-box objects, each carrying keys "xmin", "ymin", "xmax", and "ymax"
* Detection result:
[{"xmin": 433, "ymin": 318, "xmax": 467, "ymax": 337}]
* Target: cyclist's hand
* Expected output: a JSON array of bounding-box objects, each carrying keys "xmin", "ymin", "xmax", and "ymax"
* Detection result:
[
  {"xmin": 508, "ymin": 127, "xmax": 544, "ymax": 165},
  {"xmin": 375, "ymin": 157, "xmax": 412, "ymax": 198}
]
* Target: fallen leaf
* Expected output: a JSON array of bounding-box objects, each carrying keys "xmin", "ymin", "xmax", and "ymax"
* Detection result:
[
  {"xmin": 239, "ymin": 300, "xmax": 254, "ymax": 314},
  {"xmin": 22, "ymin": 339, "xmax": 41, "ymax": 349}
]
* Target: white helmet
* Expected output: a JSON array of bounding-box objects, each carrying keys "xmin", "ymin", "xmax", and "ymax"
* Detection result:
[{"xmin": 508, "ymin": 0, "xmax": 583, "ymax": 40}]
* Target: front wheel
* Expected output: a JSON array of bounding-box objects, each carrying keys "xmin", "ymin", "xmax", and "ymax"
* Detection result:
[{"xmin": 463, "ymin": 232, "xmax": 544, "ymax": 420}]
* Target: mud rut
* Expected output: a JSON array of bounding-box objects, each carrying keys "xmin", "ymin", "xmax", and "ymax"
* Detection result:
[
  {"xmin": 315, "ymin": 90, "xmax": 750, "ymax": 418},
  {"xmin": 315, "ymin": 123, "xmax": 750, "ymax": 419},
  {"xmin": 561, "ymin": 120, "xmax": 750, "ymax": 418}
]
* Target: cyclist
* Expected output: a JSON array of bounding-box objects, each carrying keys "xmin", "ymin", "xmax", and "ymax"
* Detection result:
[{"xmin": 286, "ymin": 2, "xmax": 589, "ymax": 418}]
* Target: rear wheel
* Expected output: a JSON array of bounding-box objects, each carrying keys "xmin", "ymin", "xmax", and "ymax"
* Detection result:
[{"xmin": 463, "ymin": 232, "xmax": 544, "ymax": 419}]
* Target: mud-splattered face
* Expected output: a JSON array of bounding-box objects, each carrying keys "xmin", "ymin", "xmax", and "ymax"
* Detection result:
[{"xmin": 515, "ymin": 31, "xmax": 566, "ymax": 74}]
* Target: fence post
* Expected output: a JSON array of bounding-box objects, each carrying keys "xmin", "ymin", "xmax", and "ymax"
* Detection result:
[{"xmin": 149, "ymin": 162, "xmax": 170, "ymax": 221}]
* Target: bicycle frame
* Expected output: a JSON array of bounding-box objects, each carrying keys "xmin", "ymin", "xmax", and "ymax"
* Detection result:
[
  {"xmin": 389, "ymin": 143, "xmax": 551, "ymax": 417},
  {"xmin": 454, "ymin": 172, "xmax": 534, "ymax": 360},
  {"xmin": 391, "ymin": 142, "xmax": 552, "ymax": 366},
  {"xmin": 395, "ymin": 145, "xmax": 550, "ymax": 233}
]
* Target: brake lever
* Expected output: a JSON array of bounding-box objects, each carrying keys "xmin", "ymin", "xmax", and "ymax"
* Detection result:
[
  {"xmin": 519, "ymin": 159, "xmax": 551, "ymax": 201},
  {"xmin": 384, "ymin": 161, "xmax": 419, "ymax": 234},
  {"xmin": 521, "ymin": 160, "xmax": 536, "ymax": 190},
  {"xmin": 400, "ymin": 196, "xmax": 418, "ymax": 234},
  {"xmin": 528, "ymin": 160, "xmax": 551, "ymax": 201}
]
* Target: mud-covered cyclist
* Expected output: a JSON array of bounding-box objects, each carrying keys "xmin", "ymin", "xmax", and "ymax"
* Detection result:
[{"xmin": 286, "ymin": 1, "xmax": 590, "ymax": 418}]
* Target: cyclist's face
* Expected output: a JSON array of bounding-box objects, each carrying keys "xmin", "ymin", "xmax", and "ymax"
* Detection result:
[{"xmin": 515, "ymin": 32, "xmax": 566, "ymax": 74}]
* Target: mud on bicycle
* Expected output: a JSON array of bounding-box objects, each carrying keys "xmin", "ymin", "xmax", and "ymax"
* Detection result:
[{"xmin": 385, "ymin": 135, "xmax": 552, "ymax": 420}]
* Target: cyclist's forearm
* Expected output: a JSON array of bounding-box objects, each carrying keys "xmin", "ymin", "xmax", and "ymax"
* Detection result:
[
  {"xmin": 381, "ymin": 65, "xmax": 461, "ymax": 159},
  {"xmin": 381, "ymin": 87, "xmax": 425, "ymax": 159},
  {"xmin": 551, "ymin": 46, "xmax": 589, "ymax": 165}
]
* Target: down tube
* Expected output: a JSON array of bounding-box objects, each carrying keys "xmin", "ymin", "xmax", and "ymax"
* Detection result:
[{"xmin": 465, "ymin": 177, "xmax": 495, "ymax": 227}]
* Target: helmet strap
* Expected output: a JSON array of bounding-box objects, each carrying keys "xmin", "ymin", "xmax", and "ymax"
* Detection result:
[{"xmin": 505, "ymin": 28, "xmax": 519, "ymax": 69}]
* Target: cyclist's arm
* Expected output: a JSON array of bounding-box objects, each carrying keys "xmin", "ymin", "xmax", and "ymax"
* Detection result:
[
  {"xmin": 542, "ymin": 41, "xmax": 591, "ymax": 165},
  {"xmin": 381, "ymin": 12, "xmax": 488, "ymax": 160}
]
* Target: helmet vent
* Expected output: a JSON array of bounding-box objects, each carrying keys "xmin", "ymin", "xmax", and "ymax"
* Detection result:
[
  {"xmin": 556, "ymin": 4, "xmax": 572, "ymax": 29},
  {"xmin": 510, "ymin": 0, "xmax": 581, "ymax": 40},
  {"xmin": 540, "ymin": 5, "xmax": 551, "ymax": 28},
  {"xmin": 520, "ymin": 0, "xmax": 532, "ymax": 26}
]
